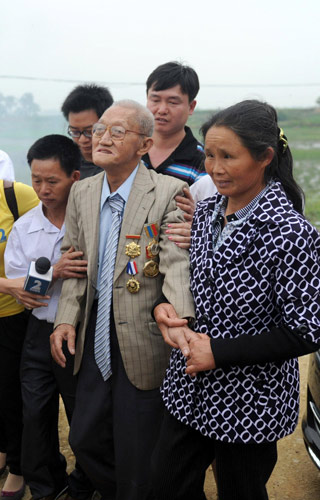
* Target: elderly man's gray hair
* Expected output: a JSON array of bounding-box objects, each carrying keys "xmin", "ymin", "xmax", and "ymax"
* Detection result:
[{"xmin": 111, "ymin": 100, "xmax": 154, "ymax": 137}]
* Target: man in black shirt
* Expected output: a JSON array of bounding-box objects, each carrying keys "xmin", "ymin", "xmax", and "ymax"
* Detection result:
[
  {"xmin": 143, "ymin": 61, "xmax": 205, "ymax": 186},
  {"xmin": 61, "ymin": 84, "xmax": 113, "ymax": 180}
]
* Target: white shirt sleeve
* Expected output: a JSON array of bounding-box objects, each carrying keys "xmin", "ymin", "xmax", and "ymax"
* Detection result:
[
  {"xmin": 190, "ymin": 174, "xmax": 217, "ymax": 204},
  {"xmin": 4, "ymin": 223, "xmax": 29, "ymax": 278}
]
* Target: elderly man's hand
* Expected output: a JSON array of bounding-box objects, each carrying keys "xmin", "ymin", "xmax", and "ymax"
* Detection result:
[
  {"xmin": 50, "ymin": 324, "xmax": 76, "ymax": 367},
  {"xmin": 154, "ymin": 303, "xmax": 188, "ymax": 350},
  {"xmin": 166, "ymin": 326, "xmax": 198, "ymax": 357}
]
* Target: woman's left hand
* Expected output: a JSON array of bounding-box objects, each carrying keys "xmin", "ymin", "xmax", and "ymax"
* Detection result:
[
  {"xmin": 166, "ymin": 222, "xmax": 191, "ymax": 249},
  {"xmin": 185, "ymin": 333, "xmax": 216, "ymax": 376}
]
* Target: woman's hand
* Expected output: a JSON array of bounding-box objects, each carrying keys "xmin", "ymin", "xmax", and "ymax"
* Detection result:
[
  {"xmin": 166, "ymin": 221, "xmax": 191, "ymax": 249},
  {"xmin": 185, "ymin": 332, "xmax": 216, "ymax": 376},
  {"xmin": 0, "ymin": 277, "xmax": 50, "ymax": 309}
]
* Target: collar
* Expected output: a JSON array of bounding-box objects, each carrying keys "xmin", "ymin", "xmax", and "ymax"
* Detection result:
[
  {"xmin": 27, "ymin": 202, "xmax": 64, "ymax": 234},
  {"xmin": 171, "ymin": 126, "xmax": 203, "ymax": 160},
  {"xmin": 208, "ymin": 181, "xmax": 296, "ymax": 228},
  {"xmin": 100, "ymin": 164, "xmax": 139, "ymax": 210},
  {"xmin": 143, "ymin": 126, "xmax": 203, "ymax": 169},
  {"xmin": 219, "ymin": 183, "xmax": 272, "ymax": 223}
]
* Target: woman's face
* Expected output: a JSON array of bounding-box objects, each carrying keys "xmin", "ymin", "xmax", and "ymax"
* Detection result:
[{"xmin": 204, "ymin": 126, "xmax": 273, "ymax": 211}]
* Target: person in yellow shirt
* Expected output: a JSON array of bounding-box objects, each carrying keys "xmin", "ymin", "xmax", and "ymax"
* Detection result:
[{"xmin": 0, "ymin": 179, "xmax": 42, "ymax": 500}]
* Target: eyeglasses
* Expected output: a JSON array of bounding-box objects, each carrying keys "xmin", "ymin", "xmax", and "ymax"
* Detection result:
[
  {"xmin": 68, "ymin": 127, "xmax": 93, "ymax": 139},
  {"xmin": 92, "ymin": 123, "xmax": 145, "ymax": 141}
]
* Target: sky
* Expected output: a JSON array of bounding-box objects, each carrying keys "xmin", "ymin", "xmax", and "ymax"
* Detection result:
[{"xmin": 0, "ymin": 0, "xmax": 320, "ymax": 113}]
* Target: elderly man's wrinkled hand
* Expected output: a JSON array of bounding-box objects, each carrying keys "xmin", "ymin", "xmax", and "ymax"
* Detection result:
[{"xmin": 50, "ymin": 323, "xmax": 76, "ymax": 367}]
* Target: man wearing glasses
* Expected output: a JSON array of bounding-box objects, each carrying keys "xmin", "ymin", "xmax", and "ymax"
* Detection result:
[
  {"xmin": 50, "ymin": 100, "xmax": 194, "ymax": 500},
  {"xmin": 61, "ymin": 84, "xmax": 113, "ymax": 179}
]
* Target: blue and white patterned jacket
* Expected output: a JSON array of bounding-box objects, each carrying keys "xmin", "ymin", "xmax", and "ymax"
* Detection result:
[{"xmin": 161, "ymin": 181, "xmax": 320, "ymax": 444}]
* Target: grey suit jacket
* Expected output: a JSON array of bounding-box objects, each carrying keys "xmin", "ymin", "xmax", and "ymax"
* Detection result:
[{"xmin": 55, "ymin": 162, "xmax": 195, "ymax": 390}]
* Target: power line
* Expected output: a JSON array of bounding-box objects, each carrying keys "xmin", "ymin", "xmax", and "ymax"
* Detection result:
[{"xmin": 0, "ymin": 75, "xmax": 319, "ymax": 88}]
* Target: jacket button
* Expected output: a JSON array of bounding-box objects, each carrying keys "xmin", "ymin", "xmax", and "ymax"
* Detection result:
[{"xmin": 297, "ymin": 324, "xmax": 308, "ymax": 334}]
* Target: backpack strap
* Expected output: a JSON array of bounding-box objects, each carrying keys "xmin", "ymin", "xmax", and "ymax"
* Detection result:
[{"xmin": 3, "ymin": 180, "xmax": 19, "ymax": 222}]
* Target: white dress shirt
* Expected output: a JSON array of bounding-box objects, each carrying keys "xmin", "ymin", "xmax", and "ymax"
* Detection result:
[
  {"xmin": 190, "ymin": 174, "xmax": 217, "ymax": 204},
  {"xmin": 5, "ymin": 202, "xmax": 65, "ymax": 323}
]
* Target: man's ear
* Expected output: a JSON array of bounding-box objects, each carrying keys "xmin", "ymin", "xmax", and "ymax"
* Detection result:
[
  {"xmin": 137, "ymin": 137, "xmax": 153, "ymax": 156},
  {"xmin": 72, "ymin": 170, "xmax": 81, "ymax": 182},
  {"xmin": 189, "ymin": 99, "xmax": 197, "ymax": 116}
]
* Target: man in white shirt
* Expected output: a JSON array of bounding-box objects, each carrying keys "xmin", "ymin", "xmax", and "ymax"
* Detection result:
[{"xmin": 5, "ymin": 135, "xmax": 91, "ymax": 500}]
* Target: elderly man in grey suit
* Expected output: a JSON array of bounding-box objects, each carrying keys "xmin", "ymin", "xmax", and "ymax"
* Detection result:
[{"xmin": 50, "ymin": 100, "xmax": 194, "ymax": 500}]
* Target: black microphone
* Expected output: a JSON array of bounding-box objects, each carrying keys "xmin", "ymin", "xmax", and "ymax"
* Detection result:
[{"xmin": 24, "ymin": 257, "xmax": 53, "ymax": 295}]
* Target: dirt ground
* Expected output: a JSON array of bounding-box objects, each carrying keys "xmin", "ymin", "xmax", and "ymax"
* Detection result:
[{"xmin": 1, "ymin": 355, "xmax": 319, "ymax": 500}]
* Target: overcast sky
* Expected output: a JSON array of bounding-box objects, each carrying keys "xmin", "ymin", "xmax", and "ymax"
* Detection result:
[{"xmin": 0, "ymin": 0, "xmax": 319, "ymax": 112}]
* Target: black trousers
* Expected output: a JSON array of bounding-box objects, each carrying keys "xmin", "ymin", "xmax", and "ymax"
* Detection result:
[
  {"xmin": 151, "ymin": 409, "xmax": 278, "ymax": 500},
  {"xmin": 0, "ymin": 311, "xmax": 30, "ymax": 475},
  {"xmin": 69, "ymin": 302, "xmax": 163, "ymax": 500},
  {"xmin": 20, "ymin": 315, "xmax": 93, "ymax": 500}
]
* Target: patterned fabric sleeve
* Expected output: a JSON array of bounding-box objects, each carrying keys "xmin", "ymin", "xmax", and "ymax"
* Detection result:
[{"xmin": 273, "ymin": 219, "xmax": 320, "ymax": 343}]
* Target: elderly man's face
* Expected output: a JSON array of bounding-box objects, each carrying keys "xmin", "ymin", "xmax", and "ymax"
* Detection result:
[{"xmin": 92, "ymin": 106, "xmax": 144, "ymax": 172}]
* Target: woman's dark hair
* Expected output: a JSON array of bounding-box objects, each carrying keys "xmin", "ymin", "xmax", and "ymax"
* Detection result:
[{"xmin": 200, "ymin": 100, "xmax": 304, "ymax": 214}]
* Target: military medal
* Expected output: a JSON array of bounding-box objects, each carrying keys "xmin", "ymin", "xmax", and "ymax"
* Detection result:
[
  {"xmin": 144, "ymin": 223, "xmax": 159, "ymax": 239},
  {"xmin": 125, "ymin": 241, "xmax": 141, "ymax": 257},
  {"xmin": 125, "ymin": 235, "xmax": 141, "ymax": 258},
  {"xmin": 126, "ymin": 277, "xmax": 140, "ymax": 293},
  {"xmin": 143, "ymin": 260, "xmax": 159, "ymax": 277},
  {"xmin": 146, "ymin": 239, "xmax": 160, "ymax": 259},
  {"xmin": 126, "ymin": 261, "xmax": 140, "ymax": 293}
]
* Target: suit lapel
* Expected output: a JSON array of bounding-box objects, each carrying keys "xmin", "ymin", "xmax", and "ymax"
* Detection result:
[
  {"xmin": 81, "ymin": 173, "xmax": 104, "ymax": 280},
  {"xmin": 113, "ymin": 163, "xmax": 155, "ymax": 283}
]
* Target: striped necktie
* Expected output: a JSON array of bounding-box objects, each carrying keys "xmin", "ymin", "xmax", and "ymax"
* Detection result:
[{"xmin": 94, "ymin": 194, "xmax": 124, "ymax": 380}]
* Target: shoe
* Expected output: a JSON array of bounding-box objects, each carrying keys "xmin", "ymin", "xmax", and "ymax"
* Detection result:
[{"xmin": 1, "ymin": 482, "xmax": 25, "ymax": 500}]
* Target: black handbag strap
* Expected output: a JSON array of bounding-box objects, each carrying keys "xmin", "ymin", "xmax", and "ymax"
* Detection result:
[{"xmin": 3, "ymin": 180, "xmax": 19, "ymax": 221}]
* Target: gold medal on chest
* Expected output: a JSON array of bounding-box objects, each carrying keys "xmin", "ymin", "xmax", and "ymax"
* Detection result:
[
  {"xmin": 125, "ymin": 241, "xmax": 141, "ymax": 258},
  {"xmin": 126, "ymin": 277, "xmax": 140, "ymax": 293},
  {"xmin": 143, "ymin": 260, "xmax": 159, "ymax": 277},
  {"xmin": 146, "ymin": 239, "xmax": 160, "ymax": 258}
]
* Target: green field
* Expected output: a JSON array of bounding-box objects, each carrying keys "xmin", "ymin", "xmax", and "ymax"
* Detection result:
[{"xmin": 1, "ymin": 108, "xmax": 319, "ymax": 229}]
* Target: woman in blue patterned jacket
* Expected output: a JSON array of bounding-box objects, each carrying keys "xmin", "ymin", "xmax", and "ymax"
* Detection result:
[{"xmin": 152, "ymin": 100, "xmax": 320, "ymax": 500}]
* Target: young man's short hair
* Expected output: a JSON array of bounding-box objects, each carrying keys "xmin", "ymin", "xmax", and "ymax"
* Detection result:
[
  {"xmin": 61, "ymin": 84, "xmax": 114, "ymax": 120},
  {"xmin": 27, "ymin": 135, "xmax": 81, "ymax": 177},
  {"xmin": 146, "ymin": 61, "xmax": 199, "ymax": 102}
]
